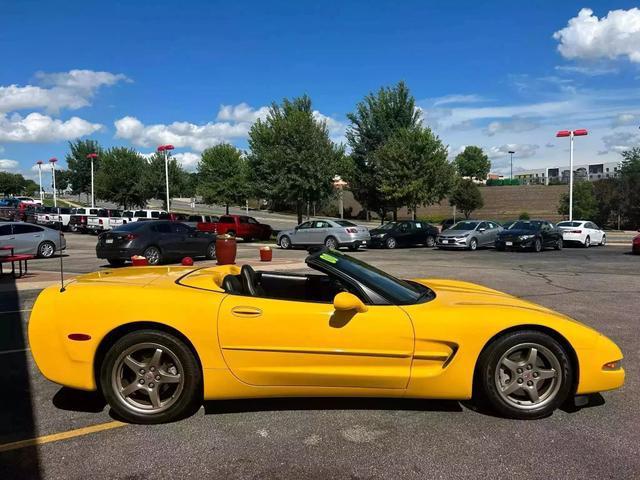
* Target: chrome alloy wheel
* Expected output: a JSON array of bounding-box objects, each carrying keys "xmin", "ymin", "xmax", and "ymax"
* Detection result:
[
  {"xmin": 111, "ymin": 342, "xmax": 184, "ymax": 415},
  {"xmin": 144, "ymin": 246, "xmax": 161, "ymax": 265},
  {"xmin": 494, "ymin": 343, "xmax": 562, "ymax": 410}
]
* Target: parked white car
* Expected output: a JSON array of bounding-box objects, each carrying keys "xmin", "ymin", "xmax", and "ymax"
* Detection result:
[{"xmin": 557, "ymin": 220, "xmax": 606, "ymax": 247}]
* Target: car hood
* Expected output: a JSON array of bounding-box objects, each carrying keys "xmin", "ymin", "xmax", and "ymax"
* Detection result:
[
  {"xmin": 440, "ymin": 229, "xmax": 474, "ymax": 236},
  {"xmin": 499, "ymin": 229, "xmax": 539, "ymax": 236}
]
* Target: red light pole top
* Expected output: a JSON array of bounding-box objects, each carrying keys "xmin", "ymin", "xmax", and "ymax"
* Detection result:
[
  {"xmin": 556, "ymin": 130, "xmax": 571, "ymax": 137},
  {"xmin": 36, "ymin": 160, "xmax": 43, "ymax": 165},
  {"xmin": 157, "ymin": 144, "xmax": 175, "ymax": 152},
  {"xmin": 49, "ymin": 157, "xmax": 58, "ymax": 163},
  {"xmin": 86, "ymin": 153, "xmax": 98, "ymax": 159},
  {"xmin": 556, "ymin": 129, "xmax": 588, "ymax": 137}
]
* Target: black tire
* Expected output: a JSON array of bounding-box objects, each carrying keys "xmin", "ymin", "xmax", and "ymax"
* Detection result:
[
  {"xmin": 279, "ymin": 235, "xmax": 292, "ymax": 249},
  {"xmin": 474, "ymin": 330, "xmax": 573, "ymax": 419},
  {"xmin": 533, "ymin": 238, "xmax": 542, "ymax": 253},
  {"xmin": 425, "ymin": 235, "xmax": 436, "ymax": 248},
  {"xmin": 384, "ymin": 237, "xmax": 397, "ymax": 249},
  {"xmin": 143, "ymin": 246, "xmax": 163, "ymax": 265},
  {"xmin": 324, "ymin": 236, "xmax": 339, "ymax": 249},
  {"xmin": 584, "ymin": 236, "xmax": 591, "ymax": 248},
  {"xmin": 348, "ymin": 244, "xmax": 359, "ymax": 251},
  {"xmin": 99, "ymin": 329, "xmax": 202, "ymax": 424},
  {"xmin": 107, "ymin": 258, "xmax": 125, "ymax": 267},
  {"xmin": 468, "ymin": 238, "xmax": 478, "ymax": 251},
  {"xmin": 205, "ymin": 242, "xmax": 216, "ymax": 260},
  {"xmin": 554, "ymin": 238, "xmax": 563, "ymax": 250},
  {"xmin": 37, "ymin": 240, "xmax": 56, "ymax": 258},
  {"xmin": 600, "ymin": 235, "xmax": 606, "ymax": 246}
]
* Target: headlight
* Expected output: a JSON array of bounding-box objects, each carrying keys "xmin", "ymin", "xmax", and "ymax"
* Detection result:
[
  {"xmin": 519, "ymin": 234, "xmax": 535, "ymax": 240},
  {"xmin": 455, "ymin": 234, "xmax": 469, "ymax": 239},
  {"xmin": 374, "ymin": 233, "xmax": 386, "ymax": 238}
]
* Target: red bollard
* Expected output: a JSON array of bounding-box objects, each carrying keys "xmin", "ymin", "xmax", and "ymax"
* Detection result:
[
  {"xmin": 181, "ymin": 257, "xmax": 194, "ymax": 266},
  {"xmin": 216, "ymin": 235, "xmax": 237, "ymax": 265},
  {"xmin": 259, "ymin": 246, "xmax": 272, "ymax": 262},
  {"xmin": 131, "ymin": 255, "xmax": 148, "ymax": 266}
]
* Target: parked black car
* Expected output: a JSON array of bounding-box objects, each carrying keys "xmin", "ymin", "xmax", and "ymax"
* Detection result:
[
  {"xmin": 96, "ymin": 221, "xmax": 216, "ymax": 266},
  {"xmin": 369, "ymin": 220, "xmax": 439, "ymax": 249},
  {"xmin": 495, "ymin": 220, "xmax": 563, "ymax": 252}
]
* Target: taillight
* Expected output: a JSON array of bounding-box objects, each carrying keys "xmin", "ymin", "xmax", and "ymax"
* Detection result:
[
  {"xmin": 125, "ymin": 233, "xmax": 138, "ymax": 241},
  {"xmin": 568, "ymin": 229, "xmax": 582, "ymax": 234},
  {"xmin": 81, "ymin": 216, "xmax": 87, "ymax": 224},
  {"xmin": 99, "ymin": 219, "xmax": 103, "ymax": 225},
  {"xmin": 345, "ymin": 228, "xmax": 358, "ymax": 234}
]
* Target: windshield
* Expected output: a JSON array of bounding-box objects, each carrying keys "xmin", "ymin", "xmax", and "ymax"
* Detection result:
[
  {"xmin": 450, "ymin": 221, "xmax": 478, "ymax": 231},
  {"xmin": 311, "ymin": 250, "xmax": 431, "ymax": 305},
  {"xmin": 509, "ymin": 221, "xmax": 542, "ymax": 231},
  {"xmin": 378, "ymin": 222, "xmax": 398, "ymax": 230}
]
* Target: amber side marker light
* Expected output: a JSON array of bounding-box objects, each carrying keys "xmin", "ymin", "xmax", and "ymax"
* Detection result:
[
  {"xmin": 603, "ymin": 360, "xmax": 622, "ymax": 370},
  {"xmin": 68, "ymin": 333, "xmax": 92, "ymax": 341}
]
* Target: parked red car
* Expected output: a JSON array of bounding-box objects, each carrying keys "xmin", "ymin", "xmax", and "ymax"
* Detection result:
[
  {"xmin": 633, "ymin": 233, "xmax": 640, "ymax": 254},
  {"xmin": 214, "ymin": 214, "xmax": 272, "ymax": 240}
]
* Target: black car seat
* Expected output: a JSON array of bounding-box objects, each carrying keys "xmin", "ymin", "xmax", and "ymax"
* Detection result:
[
  {"xmin": 222, "ymin": 275, "xmax": 243, "ymax": 294},
  {"xmin": 240, "ymin": 265, "xmax": 265, "ymax": 297}
]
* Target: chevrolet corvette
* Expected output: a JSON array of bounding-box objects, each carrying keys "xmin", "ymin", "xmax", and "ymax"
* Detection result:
[{"xmin": 28, "ymin": 249, "xmax": 624, "ymax": 424}]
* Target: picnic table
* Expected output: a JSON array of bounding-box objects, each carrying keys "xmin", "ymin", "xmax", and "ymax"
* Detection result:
[{"xmin": 0, "ymin": 245, "xmax": 34, "ymax": 278}]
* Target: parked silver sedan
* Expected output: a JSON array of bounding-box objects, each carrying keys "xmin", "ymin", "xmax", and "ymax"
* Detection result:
[
  {"xmin": 0, "ymin": 221, "xmax": 66, "ymax": 258},
  {"xmin": 277, "ymin": 219, "xmax": 370, "ymax": 250},
  {"xmin": 436, "ymin": 220, "xmax": 503, "ymax": 250}
]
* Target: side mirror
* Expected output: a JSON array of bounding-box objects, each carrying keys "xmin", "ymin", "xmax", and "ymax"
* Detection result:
[
  {"xmin": 478, "ymin": 228, "xmax": 486, "ymax": 232},
  {"xmin": 333, "ymin": 292, "xmax": 368, "ymax": 313}
]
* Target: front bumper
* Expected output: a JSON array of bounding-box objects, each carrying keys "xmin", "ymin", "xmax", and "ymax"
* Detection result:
[
  {"xmin": 495, "ymin": 237, "xmax": 535, "ymax": 250},
  {"xmin": 436, "ymin": 237, "xmax": 469, "ymax": 248},
  {"xmin": 576, "ymin": 334, "xmax": 625, "ymax": 394}
]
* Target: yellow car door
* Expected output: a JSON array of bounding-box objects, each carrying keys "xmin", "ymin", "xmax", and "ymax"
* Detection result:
[{"xmin": 217, "ymin": 295, "xmax": 414, "ymax": 389}]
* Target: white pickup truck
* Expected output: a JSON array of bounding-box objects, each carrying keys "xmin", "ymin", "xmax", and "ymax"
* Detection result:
[
  {"xmin": 132, "ymin": 209, "xmax": 166, "ymax": 222},
  {"xmin": 87, "ymin": 209, "xmax": 123, "ymax": 233},
  {"xmin": 36, "ymin": 207, "xmax": 75, "ymax": 230}
]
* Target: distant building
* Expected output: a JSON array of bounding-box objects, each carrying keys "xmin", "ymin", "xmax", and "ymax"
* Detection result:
[{"xmin": 514, "ymin": 161, "xmax": 621, "ymax": 185}]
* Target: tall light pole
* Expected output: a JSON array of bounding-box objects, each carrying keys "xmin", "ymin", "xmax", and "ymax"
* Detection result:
[
  {"xmin": 157, "ymin": 144, "xmax": 175, "ymax": 212},
  {"xmin": 36, "ymin": 160, "xmax": 44, "ymax": 203},
  {"xmin": 86, "ymin": 153, "xmax": 98, "ymax": 208},
  {"xmin": 508, "ymin": 150, "xmax": 515, "ymax": 180},
  {"xmin": 556, "ymin": 129, "xmax": 588, "ymax": 222},
  {"xmin": 49, "ymin": 157, "xmax": 58, "ymax": 207}
]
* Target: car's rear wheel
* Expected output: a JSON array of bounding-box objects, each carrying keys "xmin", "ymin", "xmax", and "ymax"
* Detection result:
[
  {"xmin": 37, "ymin": 240, "xmax": 56, "ymax": 258},
  {"xmin": 99, "ymin": 330, "xmax": 202, "ymax": 424},
  {"xmin": 325, "ymin": 236, "xmax": 338, "ymax": 249},
  {"xmin": 584, "ymin": 236, "xmax": 591, "ymax": 248},
  {"xmin": 279, "ymin": 235, "xmax": 292, "ymax": 249},
  {"xmin": 425, "ymin": 235, "xmax": 436, "ymax": 248},
  {"xmin": 475, "ymin": 330, "xmax": 572, "ymax": 419},
  {"xmin": 205, "ymin": 242, "xmax": 216, "ymax": 260},
  {"xmin": 385, "ymin": 237, "xmax": 397, "ymax": 249},
  {"xmin": 107, "ymin": 258, "xmax": 125, "ymax": 267},
  {"xmin": 143, "ymin": 246, "xmax": 162, "ymax": 265}
]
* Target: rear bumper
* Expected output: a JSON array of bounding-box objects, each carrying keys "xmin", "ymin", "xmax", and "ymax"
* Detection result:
[
  {"xmin": 96, "ymin": 246, "xmax": 143, "ymax": 260},
  {"xmin": 562, "ymin": 233, "xmax": 586, "ymax": 244},
  {"xmin": 337, "ymin": 233, "xmax": 370, "ymax": 247}
]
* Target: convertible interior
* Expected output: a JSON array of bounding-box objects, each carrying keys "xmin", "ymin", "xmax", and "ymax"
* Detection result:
[{"xmin": 222, "ymin": 265, "xmax": 349, "ymax": 303}]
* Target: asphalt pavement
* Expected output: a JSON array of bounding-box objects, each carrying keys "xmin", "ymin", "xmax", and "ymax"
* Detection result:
[{"xmin": 1, "ymin": 233, "xmax": 639, "ymax": 479}]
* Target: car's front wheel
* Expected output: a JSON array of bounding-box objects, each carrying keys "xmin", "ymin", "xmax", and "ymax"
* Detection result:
[
  {"xmin": 205, "ymin": 242, "xmax": 216, "ymax": 260},
  {"xmin": 533, "ymin": 238, "xmax": 543, "ymax": 252},
  {"xmin": 99, "ymin": 330, "xmax": 202, "ymax": 424},
  {"xmin": 600, "ymin": 235, "xmax": 606, "ymax": 246},
  {"xmin": 279, "ymin": 235, "xmax": 292, "ymax": 249},
  {"xmin": 475, "ymin": 330, "xmax": 572, "ymax": 419},
  {"xmin": 468, "ymin": 238, "xmax": 478, "ymax": 251},
  {"xmin": 555, "ymin": 238, "xmax": 563, "ymax": 250},
  {"xmin": 584, "ymin": 235, "xmax": 591, "ymax": 248},
  {"xmin": 385, "ymin": 237, "xmax": 397, "ymax": 249},
  {"xmin": 425, "ymin": 235, "xmax": 436, "ymax": 248}
]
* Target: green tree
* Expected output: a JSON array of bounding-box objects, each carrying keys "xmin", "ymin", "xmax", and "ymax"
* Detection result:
[
  {"xmin": 558, "ymin": 181, "xmax": 598, "ymax": 220},
  {"xmin": 375, "ymin": 127, "xmax": 455, "ymax": 220},
  {"xmin": 197, "ymin": 144, "xmax": 248, "ymax": 214},
  {"xmin": 593, "ymin": 178, "xmax": 621, "ymax": 228},
  {"xmin": 95, "ymin": 148, "xmax": 149, "ymax": 209},
  {"xmin": 65, "ymin": 139, "xmax": 102, "ymax": 196},
  {"xmin": 619, "ymin": 147, "xmax": 640, "ymax": 227},
  {"xmin": 54, "ymin": 169, "xmax": 72, "ymax": 195},
  {"xmin": 346, "ymin": 81, "xmax": 421, "ymax": 220},
  {"xmin": 454, "ymin": 146, "xmax": 491, "ymax": 180},
  {"xmin": 0, "ymin": 172, "xmax": 26, "ymax": 195},
  {"xmin": 449, "ymin": 179, "xmax": 484, "ymax": 219},
  {"xmin": 248, "ymin": 95, "xmax": 344, "ymax": 224},
  {"xmin": 142, "ymin": 153, "xmax": 188, "ymax": 210}
]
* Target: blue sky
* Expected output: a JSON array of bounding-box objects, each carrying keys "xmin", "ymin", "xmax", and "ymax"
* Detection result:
[{"xmin": 2, "ymin": 1, "xmax": 640, "ymax": 178}]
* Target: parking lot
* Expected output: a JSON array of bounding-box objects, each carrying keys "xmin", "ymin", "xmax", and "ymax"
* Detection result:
[{"xmin": 1, "ymin": 233, "xmax": 639, "ymax": 479}]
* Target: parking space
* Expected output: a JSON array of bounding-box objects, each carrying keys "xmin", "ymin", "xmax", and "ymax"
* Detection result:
[{"xmin": 1, "ymin": 233, "xmax": 639, "ymax": 479}]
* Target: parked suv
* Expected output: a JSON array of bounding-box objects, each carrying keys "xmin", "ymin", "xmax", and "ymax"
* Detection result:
[{"xmin": 215, "ymin": 215, "xmax": 271, "ymax": 241}]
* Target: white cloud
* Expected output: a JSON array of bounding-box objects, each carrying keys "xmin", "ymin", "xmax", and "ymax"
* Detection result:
[
  {"xmin": 600, "ymin": 131, "xmax": 640, "ymax": 154},
  {"xmin": 488, "ymin": 144, "xmax": 540, "ymax": 165},
  {"xmin": 431, "ymin": 94, "xmax": 487, "ymax": 107},
  {"xmin": 0, "ymin": 159, "xmax": 19, "ymax": 171},
  {"xmin": 612, "ymin": 113, "xmax": 638, "ymax": 128},
  {"xmin": 553, "ymin": 8, "xmax": 640, "ymax": 63},
  {"xmin": 484, "ymin": 117, "xmax": 539, "ymax": 136},
  {"xmin": 0, "ymin": 69, "xmax": 129, "ymax": 114},
  {"xmin": 173, "ymin": 152, "xmax": 200, "ymax": 171},
  {"xmin": 0, "ymin": 112, "xmax": 101, "ymax": 143},
  {"xmin": 116, "ymin": 103, "xmax": 346, "ymax": 151},
  {"xmin": 554, "ymin": 64, "xmax": 618, "ymax": 76}
]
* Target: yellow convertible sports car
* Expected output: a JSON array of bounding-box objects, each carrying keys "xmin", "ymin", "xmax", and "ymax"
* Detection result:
[{"xmin": 29, "ymin": 249, "xmax": 624, "ymax": 424}]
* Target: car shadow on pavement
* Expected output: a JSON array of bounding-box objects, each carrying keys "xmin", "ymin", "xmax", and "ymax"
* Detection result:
[
  {"xmin": 203, "ymin": 397, "xmax": 464, "ymax": 415},
  {"xmin": 52, "ymin": 387, "xmax": 106, "ymax": 413}
]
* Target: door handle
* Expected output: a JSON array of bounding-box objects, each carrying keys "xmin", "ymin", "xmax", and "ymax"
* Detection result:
[{"xmin": 231, "ymin": 306, "xmax": 262, "ymax": 317}]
